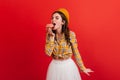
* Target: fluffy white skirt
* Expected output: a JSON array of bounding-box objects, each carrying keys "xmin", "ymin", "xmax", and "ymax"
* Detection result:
[{"xmin": 46, "ymin": 58, "xmax": 82, "ymax": 80}]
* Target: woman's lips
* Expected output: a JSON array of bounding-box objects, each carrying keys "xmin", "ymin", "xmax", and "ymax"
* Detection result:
[
  {"xmin": 53, "ymin": 23, "xmax": 56, "ymax": 26},
  {"xmin": 52, "ymin": 23, "xmax": 56, "ymax": 29}
]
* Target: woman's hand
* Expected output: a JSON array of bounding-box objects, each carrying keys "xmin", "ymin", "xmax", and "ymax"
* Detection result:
[
  {"xmin": 46, "ymin": 24, "xmax": 55, "ymax": 37},
  {"xmin": 83, "ymin": 68, "xmax": 94, "ymax": 76}
]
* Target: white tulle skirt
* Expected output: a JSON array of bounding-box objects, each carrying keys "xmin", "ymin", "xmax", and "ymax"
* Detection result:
[{"xmin": 46, "ymin": 58, "xmax": 82, "ymax": 80}]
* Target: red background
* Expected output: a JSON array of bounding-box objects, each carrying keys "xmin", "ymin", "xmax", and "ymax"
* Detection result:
[{"xmin": 0, "ymin": 0, "xmax": 120, "ymax": 80}]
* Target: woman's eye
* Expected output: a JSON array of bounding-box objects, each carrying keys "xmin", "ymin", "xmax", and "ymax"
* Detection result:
[{"xmin": 56, "ymin": 17, "xmax": 59, "ymax": 20}]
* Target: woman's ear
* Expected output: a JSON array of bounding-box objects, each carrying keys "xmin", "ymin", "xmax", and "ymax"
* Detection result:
[{"xmin": 62, "ymin": 20, "xmax": 65, "ymax": 25}]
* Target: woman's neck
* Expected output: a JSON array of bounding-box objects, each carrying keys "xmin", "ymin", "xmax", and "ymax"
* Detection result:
[{"xmin": 56, "ymin": 26, "xmax": 62, "ymax": 35}]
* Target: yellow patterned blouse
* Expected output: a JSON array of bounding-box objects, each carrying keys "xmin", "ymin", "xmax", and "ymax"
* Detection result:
[{"xmin": 45, "ymin": 31, "xmax": 86, "ymax": 71}]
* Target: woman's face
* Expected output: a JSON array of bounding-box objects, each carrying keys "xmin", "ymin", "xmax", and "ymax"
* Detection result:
[{"xmin": 51, "ymin": 13, "xmax": 64, "ymax": 30}]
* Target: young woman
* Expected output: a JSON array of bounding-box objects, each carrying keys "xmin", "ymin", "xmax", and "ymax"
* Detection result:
[{"xmin": 45, "ymin": 8, "xmax": 93, "ymax": 80}]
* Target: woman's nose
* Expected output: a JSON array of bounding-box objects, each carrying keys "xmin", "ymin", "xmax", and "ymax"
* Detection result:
[{"xmin": 52, "ymin": 19, "xmax": 56, "ymax": 23}]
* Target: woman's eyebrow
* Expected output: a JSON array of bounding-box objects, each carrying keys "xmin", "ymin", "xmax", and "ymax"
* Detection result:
[
  {"xmin": 55, "ymin": 15, "xmax": 59, "ymax": 17},
  {"xmin": 56, "ymin": 16, "xmax": 59, "ymax": 18}
]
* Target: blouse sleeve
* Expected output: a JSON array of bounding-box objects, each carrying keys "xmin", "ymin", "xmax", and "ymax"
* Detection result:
[
  {"xmin": 45, "ymin": 33, "xmax": 55, "ymax": 56},
  {"xmin": 70, "ymin": 31, "xmax": 86, "ymax": 71}
]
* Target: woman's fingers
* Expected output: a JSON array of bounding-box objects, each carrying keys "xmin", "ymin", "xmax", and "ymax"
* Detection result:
[
  {"xmin": 46, "ymin": 24, "xmax": 54, "ymax": 32},
  {"xmin": 46, "ymin": 24, "xmax": 54, "ymax": 28},
  {"xmin": 87, "ymin": 68, "xmax": 94, "ymax": 72},
  {"xmin": 83, "ymin": 68, "xmax": 94, "ymax": 76},
  {"xmin": 47, "ymin": 27, "xmax": 55, "ymax": 36},
  {"xmin": 46, "ymin": 23, "xmax": 55, "ymax": 37},
  {"xmin": 47, "ymin": 28, "xmax": 52, "ymax": 34}
]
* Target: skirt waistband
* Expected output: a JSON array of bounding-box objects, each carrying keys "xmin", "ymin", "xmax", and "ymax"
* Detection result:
[{"xmin": 52, "ymin": 58, "xmax": 73, "ymax": 64}]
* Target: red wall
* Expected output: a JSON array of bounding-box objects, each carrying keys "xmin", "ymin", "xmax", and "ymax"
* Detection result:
[{"xmin": 0, "ymin": 0, "xmax": 120, "ymax": 80}]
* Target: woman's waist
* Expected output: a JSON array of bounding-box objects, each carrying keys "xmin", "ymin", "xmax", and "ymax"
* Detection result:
[{"xmin": 52, "ymin": 53, "xmax": 72, "ymax": 60}]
